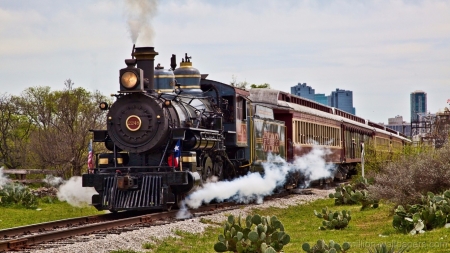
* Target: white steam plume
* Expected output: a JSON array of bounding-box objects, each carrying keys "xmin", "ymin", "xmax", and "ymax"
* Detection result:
[
  {"xmin": 43, "ymin": 175, "xmax": 64, "ymax": 187},
  {"xmin": 124, "ymin": 0, "xmax": 158, "ymax": 44},
  {"xmin": 57, "ymin": 176, "xmax": 97, "ymax": 207},
  {"xmin": 0, "ymin": 167, "xmax": 11, "ymax": 189},
  {"xmin": 178, "ymin": 145, "xmax": 335, "ymax": 218}
]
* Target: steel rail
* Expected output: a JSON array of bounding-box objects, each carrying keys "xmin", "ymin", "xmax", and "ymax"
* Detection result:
[
  {"xmin": 0, "ymin": 202, "xmax": 237, "ymax": 252},
  {"xmin": 0, "ymin": 210, "xmax": 156, "ymax": 239}
]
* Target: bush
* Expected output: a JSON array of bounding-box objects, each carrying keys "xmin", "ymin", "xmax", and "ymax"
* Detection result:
[
  {"xmin": 368, "ymin": 143, "xmax": 450, "ymax": 206},
  {"xmin": 0, "ymin": 182, "xmax": 38, "ymax": 209},
  {"xmin": 361, "ymin": 142, "xmax": 412, "ymax": 176},
  {"xmin": 214, "ymin": 214, "xmax": 290, "ymax": 253}
]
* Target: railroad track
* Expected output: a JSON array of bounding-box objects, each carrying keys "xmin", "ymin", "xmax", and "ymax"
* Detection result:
[
  {"xmin": 0, "ymin": 186, "xmax": 332, "ymax": 252},
  {"xmin": 0, "ymin": 202, "xmax": 239, "ymax": 252}
]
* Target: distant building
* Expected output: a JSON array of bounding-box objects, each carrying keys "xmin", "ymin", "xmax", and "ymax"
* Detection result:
[
  {"xmin": 329, "ymin": 89, "xmax": 356, "ymax": 115},
  {"xmin": 385, "ymin": 115, "xmax": 411, "ymax": 137},
  {"xmin": 410, "ymin": 90, "xmax": 427, "ymax": 122},
  {"xmin": 388, "ymin": 115, "xmax": 404, "ymax": 125},
  {"xmin": 290, "ymin": 84, "xmax": 356, "ymax": 115},
  {"xmin": 314, "ymin": 93, "xmax": 328, "ymax": 106},
  {"xmin": 290, "ymin": 83, "xmax": 315, "ymax": 101}
]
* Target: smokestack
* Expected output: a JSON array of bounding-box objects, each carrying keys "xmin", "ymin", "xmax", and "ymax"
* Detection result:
[{"xmin": 132, "ymin": 47, "xmax": 158, "ymax": 90}]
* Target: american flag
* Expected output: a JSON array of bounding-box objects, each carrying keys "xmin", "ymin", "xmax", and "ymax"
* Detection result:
[
  {"xmin": 168, "ymin": 140, "xmax": 181, "ymax": 167},
  {"xmin": 88, "ymin": 140, "xmax": 94, "ymax": 172}
]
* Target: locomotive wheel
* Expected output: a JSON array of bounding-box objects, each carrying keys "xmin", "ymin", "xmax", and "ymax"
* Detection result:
[
  {"xmin": 213, "ymin": 161, "xmax": 223, "ymax": 181},
  {"xmin": 202, "ymin": 156, "xmax": 224, "ymax": 182},
  {"xmin": 175, "ymin": 194, "xmax": 185, "ymax": 209},
  {"xmin": 202, "ymin": 157, "xmax": 212, "ymax": 182},
  {"xmin": 167, "ymin": 194, "xmax": 185, "ymax": 211}
]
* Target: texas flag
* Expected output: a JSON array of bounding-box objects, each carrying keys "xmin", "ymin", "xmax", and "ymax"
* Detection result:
[
  {"xmin": 88, "ymin": 140, "xmax": 94, "ymax": 173},
  {"xmin": 168, "ymin": 140, "xmax": 181, "ymax": 167}
]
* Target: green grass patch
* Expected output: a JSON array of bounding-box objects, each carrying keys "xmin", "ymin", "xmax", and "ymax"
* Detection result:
[
  {"xmin": 141, "ymin": 199, "xmax": 450, "ymax": 253},
  {"xmin": 151, "ymin": 226, "xmax": 222, "ymax": 253},
  {"xmin": 0, "ymin": 198, "xmax": 102, "ymax": 229}
]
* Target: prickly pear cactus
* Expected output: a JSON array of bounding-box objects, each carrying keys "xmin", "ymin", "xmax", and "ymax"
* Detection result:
[
  {"xmin": 314, "ymin": 207, "xmax": 351, "ymax": 230},
  {"xmin": 329, "ymin": 181, "xmax": 379, "ymax": 209},
  {"xmin": 392, "ymin": 190, "xmax": 450, "ymax": 234},
  {"xmin": 329, "ymin": 184, "xmax": 357, "ymax": 205},
  {"xmin": 214, "ymin": 214, "xmax": 290, "ymax": 253},
  {"xmin": 302, "ymin": 239, "xmax": 351, "ymax": 253}
]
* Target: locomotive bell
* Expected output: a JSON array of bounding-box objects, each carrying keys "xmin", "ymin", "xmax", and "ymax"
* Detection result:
[
  {"xmin": 174, "ymin": 53, "xmax": 201, "ymax": 93},
  {"xmin": 119, "ymin": 59, "xmax": 144, "ymax": 92}
]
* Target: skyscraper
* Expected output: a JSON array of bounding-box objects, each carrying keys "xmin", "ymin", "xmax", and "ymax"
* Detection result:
[
  {"xmin": 410, "ymin": 90, "xmax": 427, "ymax": 122},
  {"xmin": 290, "ymin": 83, "xmax": 315, "ymax": 101},
  {"xmin": 329, "ymin": 89, "xmax": 356, "ymax": 115},
  {"xmin": 314, "ymin": 93, "xmax": 328, "ymax": 106}
]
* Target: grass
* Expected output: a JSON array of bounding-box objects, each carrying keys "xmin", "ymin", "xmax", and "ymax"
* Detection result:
[
  {"xmin": 2, "ymin": 196, "xmax": 449, "ymax": 253},
  {"xmin": 0, "ymin": 198, "xmax": 102, "ymax": 229},
  {"xmin": 119, "ymin": 198, "xmax": 450, "ymax": 253}
]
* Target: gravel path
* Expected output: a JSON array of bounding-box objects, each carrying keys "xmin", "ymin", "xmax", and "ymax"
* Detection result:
[{"xmin": 33, "ymin": 189, "xmax": 333, "ymax": 253}]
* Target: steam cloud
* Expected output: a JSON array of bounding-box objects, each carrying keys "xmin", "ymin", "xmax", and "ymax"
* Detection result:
[
  {"xmin": 57, "ymin": 176, "xmax": 97, "ymax": 207},
  {"xmin": 0, "ymin": 167, "xmax": 95, "ymax": 208},
  {"xmin": 0, "ymin": 167, "xmax": 11, "ymax": 189},
  {"xmin": 43, "ymin": 174, "xmax": 64, "ymax": 187},
  {"xmin": 177, "ymin": 145, "xmax": 335, "ymax": 218},
  {"xmin": 124, "ymin": 0, "xmax": 158, "ymax": 44}
]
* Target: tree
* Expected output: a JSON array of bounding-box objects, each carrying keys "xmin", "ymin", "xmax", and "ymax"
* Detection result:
[
  {"xmin": 250, "ymin": 83, "xmax": 271, "ymax": 89},
  {"xmin": 229, "ymin": 75, "xmax": 248, "ymax": 89},
  {"xmin": 0, "ymin": 94, "xmax": 34, "ymax": 169},
  {"xmin": 16, "ymin": 80, "xmax": 109, "ymax": 177}
]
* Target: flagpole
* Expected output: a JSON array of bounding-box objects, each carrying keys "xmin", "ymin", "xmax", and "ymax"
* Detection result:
[
  {"xmin": 361, "ymin": 143, "xmax": 365, "ymax": 179},
  {"xmin": 178, "ymin": 139, "xmax": 182, "ymax": 171},
  {"xmin": 88, "ymin": 139, "xmax": 94, "ymax": 174}
]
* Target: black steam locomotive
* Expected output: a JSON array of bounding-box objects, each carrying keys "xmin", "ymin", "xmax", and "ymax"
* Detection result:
[
  {"xmin": 82, "ymin": 46, "xmax": 267, "ymax": 212},
  {"xmin": 82, "ymin": 46, "xmax": 410, "ymax": 212}
]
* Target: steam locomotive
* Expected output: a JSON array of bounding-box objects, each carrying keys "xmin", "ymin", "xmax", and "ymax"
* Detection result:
[{"xmin": 82, "ymin": 46, "xmax": 411, "ymax": 212}]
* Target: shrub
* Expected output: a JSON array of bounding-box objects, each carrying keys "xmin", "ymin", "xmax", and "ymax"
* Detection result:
[
  {"xmin": 302, "ymin": 239, "xmax": 350, "ymax": 253},
  {"xmin": 368, "ymin": 143, "xmax": 450, "ymax": 206},
  {"xmin": 361, "ymin": 142, "xmax": 411, "ymax": 175},
  {"xmin": 313, "ymin": 207, "xmax": 351, "ymax": 230},
  {"xmin": 214, "ymin": 214, "xmax": 290, "ymax": 253},
  {"xmin": 0, "ymin": 182, "xmax": 38, "ymax": 209}
]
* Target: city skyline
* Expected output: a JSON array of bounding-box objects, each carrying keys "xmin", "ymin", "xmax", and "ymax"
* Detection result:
[
  {"xmin": 0, "ymin": 0, "xmax": 449, "ymax": 124},
  {"xmin": 291, "ymin": 83, "xmax": 356, "ymax": 116}
]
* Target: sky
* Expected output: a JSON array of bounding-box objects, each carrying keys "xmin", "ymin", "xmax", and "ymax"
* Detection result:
[{"xmin": 0, "ymin": 0, "xmax": 449, "ymax": 124}]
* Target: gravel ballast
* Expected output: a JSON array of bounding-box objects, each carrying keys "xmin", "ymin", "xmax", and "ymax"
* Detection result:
[{"xmin": 33, "ymin": 189, "xmax": 333, "ymax": 253}]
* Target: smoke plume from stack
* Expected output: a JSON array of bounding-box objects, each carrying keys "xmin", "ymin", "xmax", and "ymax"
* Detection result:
[
  {"xmin": 177, "ymin": 146, "xmax": 336, "ymax": 218},
  {"xmin": 124, "ymin": 0, "xmax": 158, "ymax": 44}
]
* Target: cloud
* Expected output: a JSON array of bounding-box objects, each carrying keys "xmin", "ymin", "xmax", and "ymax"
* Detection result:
[{"xmin": 0, "ymin": 0, "xmax": 449, "ymax": 123}]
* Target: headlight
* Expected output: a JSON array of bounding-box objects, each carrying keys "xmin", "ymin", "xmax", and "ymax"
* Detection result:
[{"xmin": 121, "ymin": 72, "xmax": 138, "ymax": 89}]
